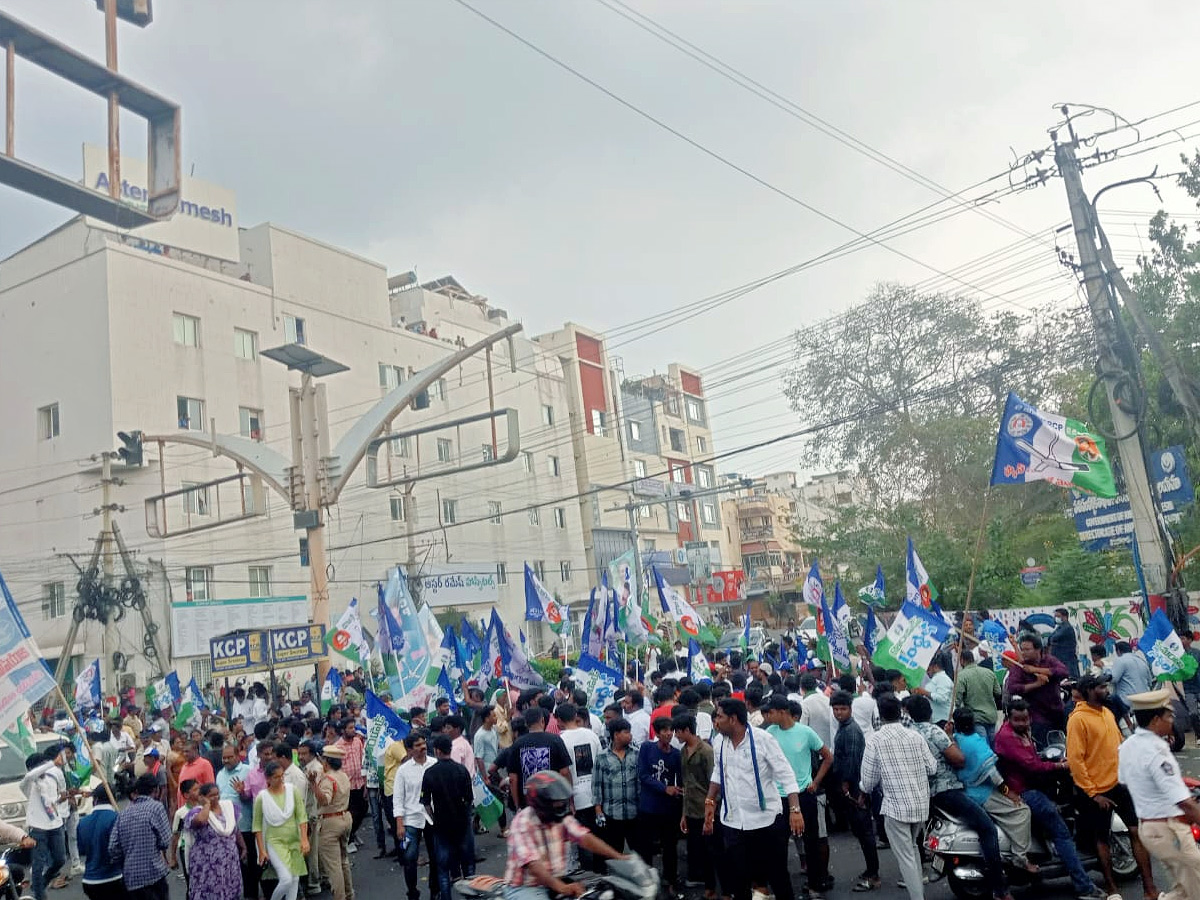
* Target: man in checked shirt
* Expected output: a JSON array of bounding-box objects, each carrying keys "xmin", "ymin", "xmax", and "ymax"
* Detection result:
[{"xmin": 592, "ymin": 718, "xmax": 640, "ymax": 853}]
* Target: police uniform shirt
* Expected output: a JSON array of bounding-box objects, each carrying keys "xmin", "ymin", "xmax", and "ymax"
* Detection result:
[{"xmin": 1117, "ymin": 728, "xmax": 1191, "ymax": 819}]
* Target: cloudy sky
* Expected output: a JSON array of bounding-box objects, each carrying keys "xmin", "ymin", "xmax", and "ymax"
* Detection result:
[{"xmin": 3, "ymin": 1, "xmax": 1200, "ymax": 476}]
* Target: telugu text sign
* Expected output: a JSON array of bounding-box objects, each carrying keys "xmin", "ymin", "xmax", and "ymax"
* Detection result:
[
  {"xmin": 1071, "ymin": 446, "xmax": 1194, "ymax": 551},
  {"xmin": 411, "ymin": 565, "xmax": 499, "ymax": 607}
]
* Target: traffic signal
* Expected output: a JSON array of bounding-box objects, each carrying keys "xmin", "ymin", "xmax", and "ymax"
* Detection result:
[{"xmin": 117, "ymin": 430, "xmax": 143, "ymax": 466}]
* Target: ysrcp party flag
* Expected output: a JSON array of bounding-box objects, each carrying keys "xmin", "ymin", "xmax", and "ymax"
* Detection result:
[
  {"xmin": 906, "ymin": 538, "xmax": 938, "ymax": 610},
  {"xmin": 75, "ymin": 659, "xmax": 101, "ymax": 712},
  {"xmin": 321, "ymin": 667, "xmax": 342, "ymax": 714},
  {"xmin": 610, "ymin": 550, "xmax": 648, "ymax": 645},
  {"xmin": 864, "ymin": 606, "xmax": 881, "ymax": 657},
  {"xmin": 990, "ymin": 392, "xmax": 1117, "ymax": 498},
  {"xmin": 1139, "ymin": 609, "xmax": 1199, "ymax": 682},
  {"xmin": 872, "ymin": 600, "xmax": 952, "ymax": 689},
  {"xmin": 858, "ymin": 566, "xmax": 886, "ymax": 608},
  {"xmin": 820, "ymin": 583, "xmax": 851, "ymax": 669},
  {"xmin": 145, "ymin": 671, "xmax": 181, "ymax": 713},
  {"xmin": 802, "ymin": 559, "xmax": 825, "ymax": 613},
  {"xmin": 0, "ymin": 567, "xmax": 59, "ymax": 734},
  {"xmin": 524, "ymin": 563, "xmax": 566, "ymax": 633},
  {"xmin": 364, "ymin": 690, "xmax": 409, "ymax": 765},
  {"xmin": 326, "ymin": 598, "xmax": 369, "ymax": 665},
  {"xmin": 653, "ymin": 568, "xmax": 705, "ymax": 643},
  {"xmin": 574, "ymin": 652, "xmax": 623, "ymax": 717},
  {"xmin": 687, "ymin": 639, "xmax": 712, "ymax": 682},
  {"xmin": 471, "ymin": 768, "xmax": 504, "ymax": 829}
]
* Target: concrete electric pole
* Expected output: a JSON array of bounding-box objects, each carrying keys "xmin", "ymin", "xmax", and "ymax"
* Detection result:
[{"xmin": 1054, "ymin": 130, "xmax": 1177, "ymax": 616}]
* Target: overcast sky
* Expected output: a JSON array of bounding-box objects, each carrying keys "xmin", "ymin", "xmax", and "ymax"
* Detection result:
[{"xmin": 3, "ymin": 1, "xmax": 1200, "ymax": 477}]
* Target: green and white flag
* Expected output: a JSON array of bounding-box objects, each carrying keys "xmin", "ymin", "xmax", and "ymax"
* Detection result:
[
  {"xmin": 471, "ymin": 768, "xmax": 504, "ymax": 828},
  {"xmin": 872, "ymin": 601, "xmax": 952, "ymax": 688},
  {"xmin": 1, "ymin": 713, "xmax": 36, "ymax": 759}
]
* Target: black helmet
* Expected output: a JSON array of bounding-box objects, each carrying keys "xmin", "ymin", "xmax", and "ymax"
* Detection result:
[{"xmin": 525, "ymin": 771, "xmax": 572, "ymax": 823}]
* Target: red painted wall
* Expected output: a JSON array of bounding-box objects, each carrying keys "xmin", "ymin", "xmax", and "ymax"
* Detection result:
[{"xmin": 680, "ymin": 371, "xmax": 703, "ymax": 396}]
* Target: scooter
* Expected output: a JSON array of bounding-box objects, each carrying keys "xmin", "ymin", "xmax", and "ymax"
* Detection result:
[
  {"xmin": 453, "ymin": 855, "xmax": 660, "ymax": 900},
  {"xmin": 0, "ymin": 844, "xmax": 32, "ymax": 900},
  {"xmin": 924, "ymin": 735, "xmax": 1136, "ymax": 900}
]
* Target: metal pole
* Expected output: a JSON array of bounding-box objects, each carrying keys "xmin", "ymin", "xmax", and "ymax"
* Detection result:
[
  {"xmin": 103, "ymin": 0, "xmax": 119, "ymax": 198},
  {"xmin": 100, "ymin": 453, "xmax": 119, "ymax": 699},
  {"xmin": 1055, "ymin": 139, "xmax": 1173, "ymax": 603}
]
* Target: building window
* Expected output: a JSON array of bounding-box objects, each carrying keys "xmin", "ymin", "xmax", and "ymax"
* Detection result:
[
  {"xmin": 553, "ymin": 508, "xmax": 566, "ymax": 529},
  {"xmin": 696, "ymin": 435, "xmax": 708, "ymax": 454},
  {"xmin": 390, "ymin": 496, "xmax": 407, "ymax": 522},
  {"xmin": 37, "ymin": 403, "xmax": 60, "ymax": 440},
  {"xmin": 522, "ymin": 452, "xmax": 533, "ymax": 474},
  {"xmin": 488, "ymin": 501, "xmax": 502, "ymax": 525},
  {"xmin": 548, "ymin": 456, "xmax": 560, "ymax": 477},
  {"xmin": 248, "ymin": 566, "xmax": 272, "ymax": 598},
  {"xmin": 177, "ymin": 396, "xmax": 204, "ymax": 431},
  {"xmin": 442, "ymin": 498, "xmax": 457, "ymax": 524},
  {"xmin": 633, "ymin": 459, "xmax": 647, "ymax": 478},
  {"xmin": 185, "ymin": 567, "xmax": 213, "ymax": 602},
  {"xmin": 664, "ymin": 393, "xmax": 680, "ymax": 416},
  {"xmin": 389, "ymin": 435, "xmax": 412, "ymax": 459},
  {"xmin": 542, "ymin": 404, "xmax": 555, "ymax": 426},
  {"xmin": 234, "ymin": 328, "xmax": 258, "ymax": 360},
  {"xmin": 669, "ymin": 428, "xmax": 686, "ymax": 453},
  {"xmin": 528, "ymin": 507, "xmax": 540, "ymax": 527},
  {"xmin": 678, "ymin": 502, "xmax": 691, "ymax": 521},
  {"xmin": 42, "ymin": 582, "xmax": 66, "ymax": 620},
  {"xmin": 590, "ymin": 409, "xmax": 607, "ymax": 436},
  {"xmin": 702, "ymin": 502, "xmax": 717, "ymax": 526},
  {"xmin": 437, "ymin": 439, "xmax": 454, "ymax": 463},
  {"xmin": 239, "ymin": 407, "xmax": 264, "ymax": 441},
  {"xmin": 533, "ymin": 560, "xmax": 546, "ymax": 582},
  {"xmin": 670, "ymin": 464, "xmax": 686, "ymax": 484},
  {"xmin": 639, "ymin": 505, "xmax": 651, "ymax": 519},
  {"xmin": 173, "ymin": 312, "xmax": 200, "ymax": 347},
  {"xmin": 628, "ymin": 420, "xmax": 641, "ymax": 441},
  {"xmin": 697, "ymin": 466, "xmax": 713, "ymax": 489},
  {"xmin": 242, "ymin": 480, "xmax": 261, "ymax": 515},
  {"xmin": 379, "ymin": 363, "xmax": 405, "ymax": 391},
  {"xmin": 560, "ymin": 561, "xmax": 572, "ymax": 583},
  {"xmin": 190, "ymin": 658, "xmax": 212, "ymax": 688},
  {"xmin": 496, "ymin": 562, "xmax": 508, "ymax": 585},
  {"xmin": 428, "ymin": 378, "xmax": 447, "ymax": 401},
  {"xmin": 686, "ymin": 397, "xmax": 706, "ymax": 424},
  {"xmin": 283, "ymin": 314, "xmax": 306, "ymax": 345},
  {"xmin": 482, "ymin": 444, "xmax": 495, "ymax": 463},
  {"xmin": 182, "ymin": 482, "xmax": 210, "ymax": 516}
]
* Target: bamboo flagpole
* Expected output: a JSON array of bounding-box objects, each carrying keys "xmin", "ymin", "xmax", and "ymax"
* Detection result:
[
  {"xmin": 946, "ymin": 486, "xmax": 993, "ymax": 723},
  {"xmin": 53, "ymin": 685, "xmax": 118, "ymax": 807}
]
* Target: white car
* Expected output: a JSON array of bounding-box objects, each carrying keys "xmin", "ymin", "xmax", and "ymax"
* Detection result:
[{"xmin": 0, "ymin": 734, "xmax": 101, "ymax": 830}]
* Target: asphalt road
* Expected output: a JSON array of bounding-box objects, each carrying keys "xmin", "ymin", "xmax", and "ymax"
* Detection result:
[{"xmin": 41, "ymin": 744, "xmax": 1200, "ymax": 900}]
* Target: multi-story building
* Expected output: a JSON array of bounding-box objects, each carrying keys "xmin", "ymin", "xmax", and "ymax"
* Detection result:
[
  {"xmin": 533, "ymin": 325, "xmax": 737, "ymax": 623},
  {"xmin": 0, "ymin": 161, "xmax": 591, "ymax": 690}
]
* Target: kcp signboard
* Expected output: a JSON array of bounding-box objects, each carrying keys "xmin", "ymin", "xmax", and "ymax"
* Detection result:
[
  {"xmin": 209, "ymin": 630, "xmax": 268, "ymax": 675},
  {"xmin": 209, "ymin": 624, "xmax": 327, "ymax": 674},
  {"xmin": 1071, "ymin": 445, "xmax": 1195, "ymax": 551}
]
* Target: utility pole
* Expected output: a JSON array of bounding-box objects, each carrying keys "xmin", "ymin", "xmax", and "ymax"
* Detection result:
[
  {"xmin": 1054, "ymin": 134, "xmax": 1175, "ymax": 613},
  {"xmin": 99, "ymin": 451, "xmax": 119, "ymax": 696}
]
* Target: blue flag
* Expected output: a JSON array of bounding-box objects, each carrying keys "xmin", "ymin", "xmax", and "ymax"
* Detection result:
[
  {"xmin": 186, "ymin": 678, "xmax": 208, "ymax": 710},
  {"xmin": 364, "ymin": 689, "xmax": 410, "ymax": 764},
  {"xmin": 864, "ymin": 606, "xmax": 879, "ymax": 657},
  {"xmin": 858, "ymin": 565, "xmax": 886, "ymax": 607},
  {"xmin": 377, "ymin": 584, "xmax": 407, "ymax": 654},
  {"xmin": 436, "ymin": 667, "xmax": 460, "ymax": 711},
  {"xmin": 74, "ymin": 658, "xmax": 101, "ymax": 712},
  {"xmin": 574, "ymin": 652, "xmax": 623, "ymax": 717},
  {"xmin": 321, "ymin": 667, "xmax": 342, "ymax": 714},
  {"xmin": 491, "ymin": 608, "xmax": 543, "ymax": 689},
  {"xmin": 460, "ymin": 617, "xmax": 482, "ymax": 658},
  {"xmin": 1140, "ymin": 609, "xmax": 1200, "ymax": 682}
]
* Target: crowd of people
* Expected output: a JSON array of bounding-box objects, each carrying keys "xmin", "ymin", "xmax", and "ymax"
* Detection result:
[{"xmin": 6, "ymin": 613, "xmax": 1200, "ymax": 900}]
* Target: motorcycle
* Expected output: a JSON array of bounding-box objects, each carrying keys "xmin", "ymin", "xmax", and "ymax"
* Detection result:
[
  {"xmin": 0, "ymin": 844, "xmax": 32, "ymax": 900},
  {"xmin": 925, "ymin": 733, "xmax": 1137, "ymax": 900},
  {"xmin": 453, "ymin": 854, "xmax": 659, "ymax": 900}
]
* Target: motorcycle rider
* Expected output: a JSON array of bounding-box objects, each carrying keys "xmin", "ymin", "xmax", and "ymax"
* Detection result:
[
  {"xmin": 1066, "ymin": 672, "xmax": 1159, "ymax": 900},
  {"xmin": 504, "ymin": 771, "xmax": 630, "ymax": 900},
  {"xmin": 994, "ymin": 698, "xmax": 1106, "ymax": 900}
]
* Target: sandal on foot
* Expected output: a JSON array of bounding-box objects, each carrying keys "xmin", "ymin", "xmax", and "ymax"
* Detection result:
[{"xmin": 852, "ymin": 879, "xmax": 880, "ymax": 892}]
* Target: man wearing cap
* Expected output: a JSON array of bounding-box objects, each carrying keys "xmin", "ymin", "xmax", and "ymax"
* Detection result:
[
  {"xmin": 311, "ymin": 744, "xmax": 354, "ymax": 900},
  {"xmin": 1118, "ymin": 688, "xmax": 1200, "ymax": 900},
  {"xmin": 1067, "ymin": 672, "xmax": 1159, "ymax": 900}
]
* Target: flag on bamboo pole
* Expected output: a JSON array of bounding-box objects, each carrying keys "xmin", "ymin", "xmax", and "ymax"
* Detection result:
[
  {"xmin": 610, "ymin": 550, "xmax": 648, "ymax": 645},
  {"xmin": 653, "ymin": 568, "xmax": 705, "ymax": 644},
  {"xmin": 863, "ymin": 606, "xmax": 881, "ymax": 657},
  {"xmin": 858, "ymin": 566, "xmax": 886, "ymax": 608},
  {"xmin": 821, "ymin": 583, "xmax": 851, "ymax": 669},
  {"xmin": 990, "ymin": 392, "xmax": 1117, "ymax": 498},
  {"xmin": 906, "ymin": 538, "xmax": 939, "ymax": 610},
  {"xmin": 524, "ymin": 563, "xmax": 567, "ymax": 633},
  {"xmin": 326, "ymin": 598, "xmax": 369, "ymax": 664},
  {"xmin": 872, "ymin": 600, "xmax": 952, "ymax": 688}
]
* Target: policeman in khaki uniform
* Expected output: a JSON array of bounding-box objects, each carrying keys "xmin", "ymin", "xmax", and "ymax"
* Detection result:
[{"xmin": 1117, "ymin": 688, "xmax": 1200, "ymax": 900}]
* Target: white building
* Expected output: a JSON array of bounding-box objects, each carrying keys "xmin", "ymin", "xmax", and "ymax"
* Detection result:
[{"xmin": 0, "ymin": 161, "xmax": 588, "ymax": 692}]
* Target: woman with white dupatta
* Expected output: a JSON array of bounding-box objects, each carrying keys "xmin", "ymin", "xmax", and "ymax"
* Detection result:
[
  {"xmin": 253, "ymin": 761, "xmax": 310, "ymax": 900},
  {"xmin": 185, "ymin": 782, "xmax": 246, "ymax": 900}
]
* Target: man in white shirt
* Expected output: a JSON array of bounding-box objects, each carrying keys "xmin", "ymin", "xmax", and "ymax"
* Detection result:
[
  {"xmin": 702, "ymin": 698, "xmax": 802, "ymax": 900},
  {"xmin": 394, "ymin": 733, "xmax": 438, "ymax": 900},
  {"xmin": 916, "ymin": 658, "xmax": 954, "ymax": 724},
  {"xmin": 556, "ymin": 703, "xmax": 603, "ymax": 870},
  {"xmin": 297, "ymin": 691, "xmax": 320, "ymax": 719},
  {"xmin": 621, "ymin": 690, "xmax": 651, "ymax": 749},
  {"xmin": 22, "ymin": 749, "xmax": 66, "ymax": 900},
  {"xmin": 799, "ymin": 674, "xmax": 835, "ymax": 751}
]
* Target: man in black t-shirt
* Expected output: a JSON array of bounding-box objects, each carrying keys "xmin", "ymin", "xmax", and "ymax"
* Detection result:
[
  {"xmin": 421, "ymin": 734, "xmax": 476, "ymax": 898},
  {"xmin": 508, "ymin": 707, "xmax": 572, "ymax": 808}
]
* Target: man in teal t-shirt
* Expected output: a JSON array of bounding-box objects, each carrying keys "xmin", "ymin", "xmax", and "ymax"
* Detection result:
[{"xmin": 765, "ymin": 695, "xmax": 833, "ymax": 893}]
